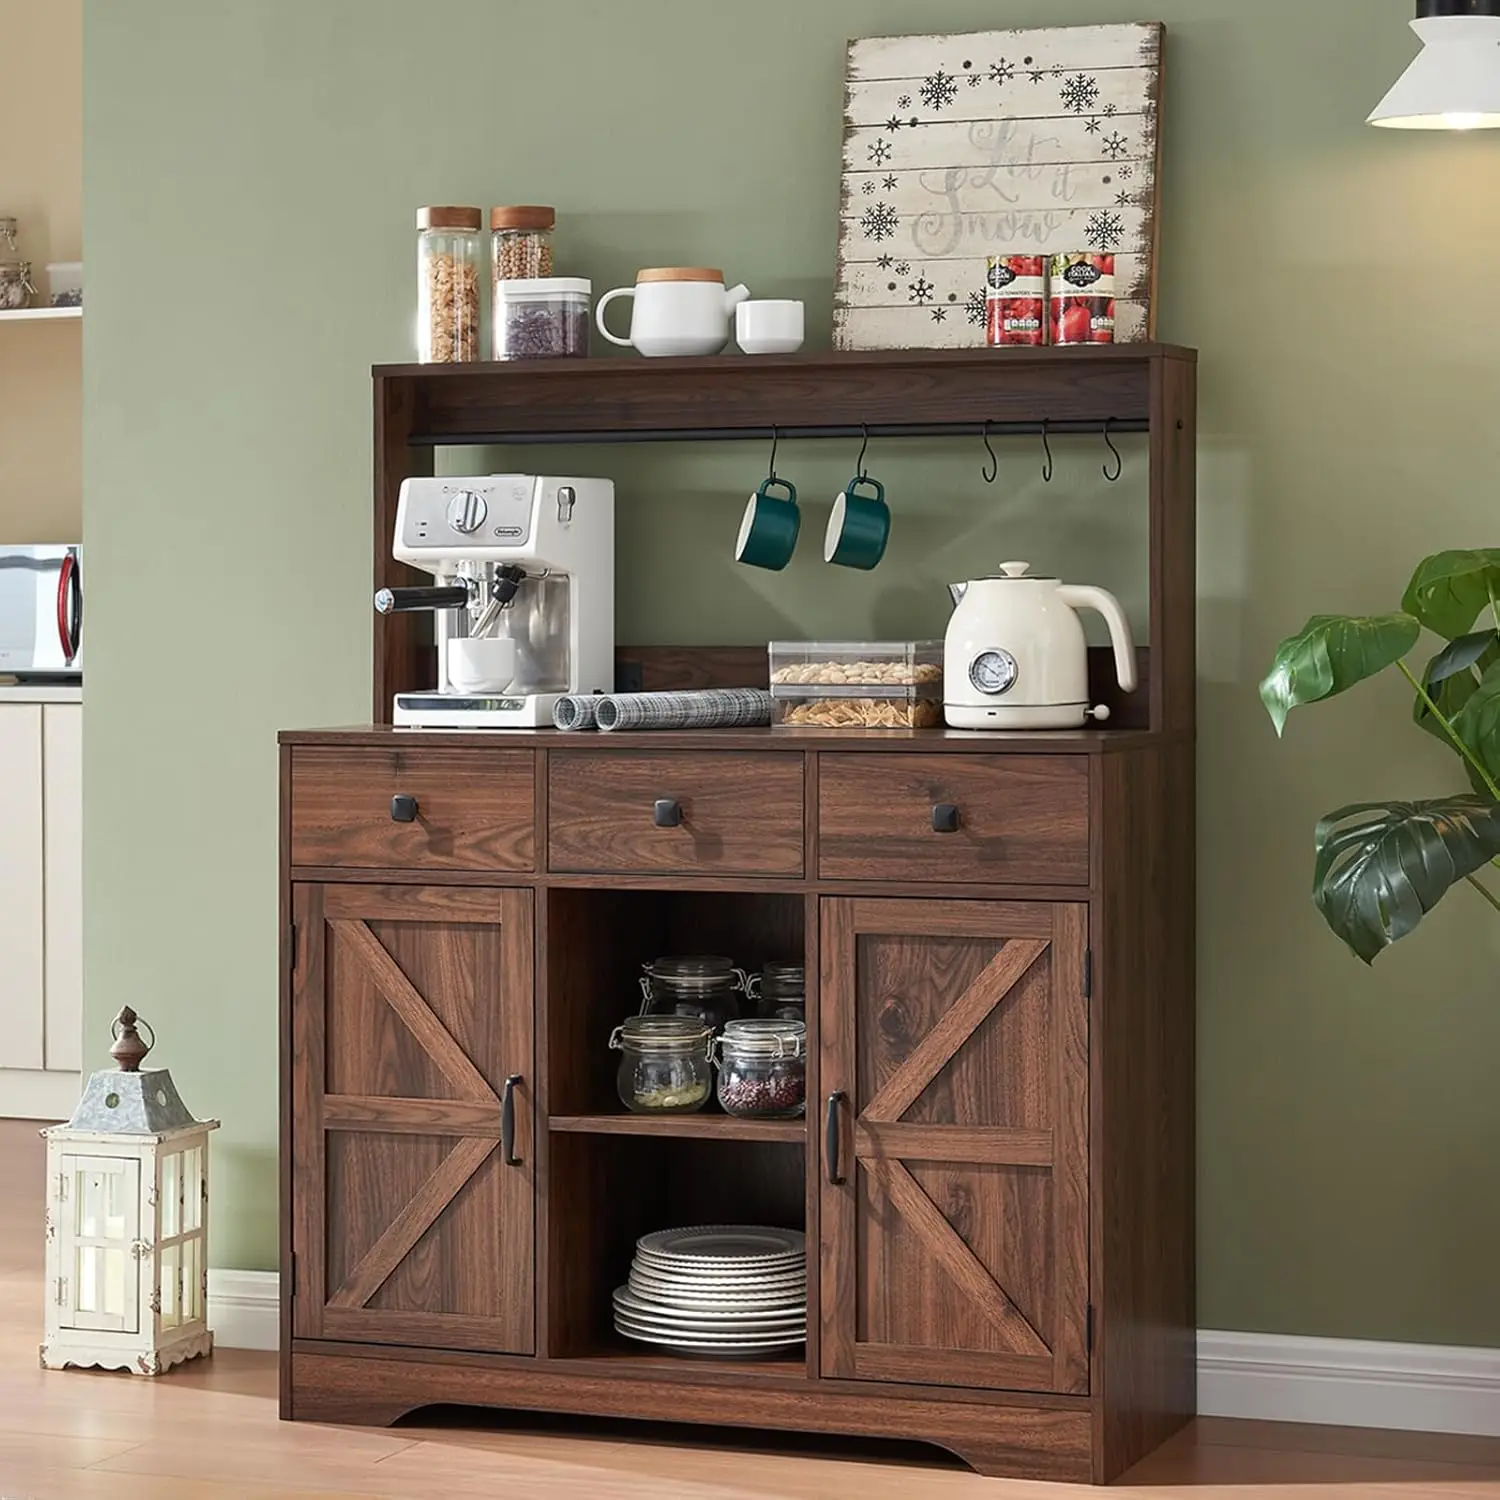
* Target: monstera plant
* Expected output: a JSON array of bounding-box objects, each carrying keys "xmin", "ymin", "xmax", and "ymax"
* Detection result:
[{"xmin": 1261, "ymin": 549, "xmax": 1500, "ymax": 963}]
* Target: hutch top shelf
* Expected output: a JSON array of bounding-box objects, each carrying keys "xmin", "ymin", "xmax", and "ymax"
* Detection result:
[{"xmin": 372, "ymin": 344, "xmax": 1196, "ymax": 446}]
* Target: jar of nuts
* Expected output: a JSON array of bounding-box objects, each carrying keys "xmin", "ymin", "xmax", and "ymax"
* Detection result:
[
  {"xmin": 490, "ymin": 205, "xmax": 555, "ymax": 283},
  {"xmin": 416, "ymin": 206, "xmax": 482, "ymax": 363},
  {"xmin": 767, "ymin": 640, "xmax": 944, "ymax": 730}
]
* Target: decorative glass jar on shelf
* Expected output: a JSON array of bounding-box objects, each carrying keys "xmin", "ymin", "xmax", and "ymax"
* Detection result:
[
  {"xmin": 714, "ymin": 1018, "xmax": 807, "ymax": 1119},
  {"xmin": 750, "ymin": 963, "xmax": 806, "ymax": 1023},
  {"xmin": 639, "ymin": 954, "xmax": 747, "ymax": 1033},
  {"xmin": 610, "ymin": 1014, "xmax": 714, "ymax": 1114},
  {"xmin": 415, "ymin": 205, "xmax": 481, "ymax": 363}
]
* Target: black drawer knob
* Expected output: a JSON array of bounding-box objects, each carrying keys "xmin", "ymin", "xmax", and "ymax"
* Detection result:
[
  {"xmin": 931, "ymin": 803, "xmax": 961, "ymax": 834},
  {"xmin": 390, "ymin": 794, "xmax": 419, "ymax": 823},
  {"xmin": 653, "ymin": 798, "xmax": 683, "ymax": 828}
]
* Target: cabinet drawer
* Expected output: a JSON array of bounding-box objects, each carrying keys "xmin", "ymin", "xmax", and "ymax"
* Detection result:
[
  {"xmin": 548, "ymin": 752, "xmax": 803, "ymax": 876},
  {"xmin": 289, "ymin": 748, "xmax": 535, "ymax": 871},
  {"xmin": 817, "ymin": 754, "xmax": 1089, "ymax": 886}
]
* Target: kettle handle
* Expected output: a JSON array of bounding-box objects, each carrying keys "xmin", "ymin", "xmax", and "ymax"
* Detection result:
[{"xmin": 1056, "ymin": 585, "xmax": 1138, "ymax": 693}]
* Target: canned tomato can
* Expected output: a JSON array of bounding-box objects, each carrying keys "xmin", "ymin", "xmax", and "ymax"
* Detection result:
[
  {"xmin": 1049, "ymin": 252, "xmax": 1116, "ymax": 345},
  {"xmin": 985, "ymin": 254, "xmax": 1046, "ymax": 347}
]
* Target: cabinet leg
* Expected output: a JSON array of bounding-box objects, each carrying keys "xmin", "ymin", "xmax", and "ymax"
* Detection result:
[{"xmin": 286, "ymin": 1390, "xmax": 418, "ymax": 1428}]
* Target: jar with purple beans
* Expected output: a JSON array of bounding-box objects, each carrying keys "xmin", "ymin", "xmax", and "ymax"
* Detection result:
[
  {"xmin": 492, "ymin": 277, "xmax": 591, "ymax": 360},
  {"xmin": 714, "ymin": 1019, "xmax": 806, "ymax": 1119}
]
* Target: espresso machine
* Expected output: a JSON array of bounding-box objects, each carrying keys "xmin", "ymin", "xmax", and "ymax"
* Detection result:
[{"xmin": 375, "ymin": 474, "xmax": 614, "ymax": 729}]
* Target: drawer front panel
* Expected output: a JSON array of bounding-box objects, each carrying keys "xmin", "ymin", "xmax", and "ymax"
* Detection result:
[
  {"xmin": 290, "ymin": 748, "xmax": 535, "ymax": 871},
  {"xmin": 548, "ymin": 752, "xmax": 803, "ymax": 876},
  {"xmin": 818, "ymin": 755, "xmax": 1089, "ymax": 886}
]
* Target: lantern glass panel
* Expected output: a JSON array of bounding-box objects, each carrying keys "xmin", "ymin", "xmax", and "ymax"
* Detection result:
[
  {"xmin": 161, "ymin": 1151, "xmax": 180, "ymax": 1237},
  {"xmin": 183, "ymin": 1145, "xmax": 202, "ymax": 1232},
  {"xmin": 76, "ymin": 1244, "xmax": 128, "ymax": 1318},
  {"xmin": 77, "ymin": 1165, "xmax": 129, "ymax": 1241},
  {"xmin": 183, "ymin": 1236, "xmax": 200, "ymax": 1321},
  {"xmin": 160, "ymin": 1243, "xmax": 180, "ymax": 1328}
]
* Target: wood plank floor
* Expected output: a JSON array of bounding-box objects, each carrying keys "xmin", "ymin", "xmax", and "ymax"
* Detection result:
[{"xmin": 3, "ymin": 1117, "xmax": 1498, "ymax": 1497}]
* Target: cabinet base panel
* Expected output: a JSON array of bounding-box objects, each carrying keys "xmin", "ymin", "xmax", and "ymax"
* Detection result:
[{"xmin": 287, "ymin": 1349, "xmax": 1096, "ymax": 1483}]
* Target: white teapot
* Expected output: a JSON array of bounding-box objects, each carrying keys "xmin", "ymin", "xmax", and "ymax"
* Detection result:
[
  {"xmin": 596, "ymin": 268, "xmax": 750, "ymax": 357},
  {"xmin": 944, "ymin": 561, "xmax": 1137, "ymax": 729}
]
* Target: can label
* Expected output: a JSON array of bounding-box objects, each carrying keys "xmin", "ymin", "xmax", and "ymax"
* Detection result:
[
  {"xmin": 986, "ymin": 255, "xmax": 1045, "ymax": 347},
  {"xmin": 1049, "ymin": 252, "xmax": 1116, "ymax": 344}
]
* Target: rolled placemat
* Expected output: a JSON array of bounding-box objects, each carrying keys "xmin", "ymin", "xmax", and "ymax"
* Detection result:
[
  {"xmin": 552, "ymin": 694, "xmax": 602, "ymax": 731},
  {"xmin": 594, "ymin": 688, "xmax": 773, "ymax": 732}
]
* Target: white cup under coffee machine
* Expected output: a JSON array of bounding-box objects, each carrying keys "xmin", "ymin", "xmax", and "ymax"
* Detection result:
[{"xmin": 374, "ymin": 474, "xmax": 614, "ymax": 729}]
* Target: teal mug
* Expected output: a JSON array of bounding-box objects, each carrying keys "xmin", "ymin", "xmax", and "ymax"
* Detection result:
[
  {"xmin": 736, "ymin": 478, "xmax": 801, "ymax": 571},
  {"xmin": 824, "ymin": 477, "xmax": 890, "ymax": 570}
]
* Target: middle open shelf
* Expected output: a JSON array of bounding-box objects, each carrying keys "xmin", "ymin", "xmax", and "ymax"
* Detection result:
[{"xmin": 549, "ymin": 1113, "xmax": 805, "ymax": 1142}]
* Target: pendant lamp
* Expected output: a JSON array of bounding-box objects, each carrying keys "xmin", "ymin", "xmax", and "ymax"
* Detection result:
[{"xmin": 1370, "ymin": 0, "xmax": 1500, "ymax": 129}]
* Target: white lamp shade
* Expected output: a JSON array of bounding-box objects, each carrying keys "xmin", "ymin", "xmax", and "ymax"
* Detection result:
[{"xmin": 1370, "ymin": 14, "xmax": 1500, "ymax": 129}]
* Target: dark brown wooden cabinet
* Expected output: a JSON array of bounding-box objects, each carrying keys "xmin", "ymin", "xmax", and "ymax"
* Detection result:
[
  {"xmin": 288, "ymin": 882, "xmax": 534, "ymax": 1354},
  {"xmin": 819, "ymin": 897, "xmax": 1089, "ymax": 1397}
]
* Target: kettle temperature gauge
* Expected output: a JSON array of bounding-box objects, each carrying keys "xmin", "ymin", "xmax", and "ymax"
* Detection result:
[{"xmin": 968, "ymin": 649, "xmax": 1018, "ymax": 696}]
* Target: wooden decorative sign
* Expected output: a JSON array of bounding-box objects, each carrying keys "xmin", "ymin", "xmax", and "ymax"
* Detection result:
[{"xmin": 833, "ymin": 22, "xmax": 1164, "ymax": 350}]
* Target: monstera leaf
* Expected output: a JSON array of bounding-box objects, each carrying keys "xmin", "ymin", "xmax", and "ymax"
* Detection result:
[
  {"xmin": 1451, "ymin": 659, "xmax": 1500, "ymax": 799},
  {"xmin": 1313, "ymin": 797, "xmax": 1500, "ymax": 962},
  {"xmin": 1402, "ymin": 549, "xmax": 1500, "ymax": 639},
  {"xmin": 1261, "ymin": 613, "xmax": 1421, "ymax": 735},
  {"xmin": 1414, "ymin": 632, "xmax": 1500, "ymax": 793}
]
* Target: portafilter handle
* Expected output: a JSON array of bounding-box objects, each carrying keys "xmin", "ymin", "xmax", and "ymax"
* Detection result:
[{"xmin": 374, "ymin": 585, "xmax": 473, "ymax": 614}]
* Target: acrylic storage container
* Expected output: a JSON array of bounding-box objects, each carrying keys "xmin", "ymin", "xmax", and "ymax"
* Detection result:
[
  {"xmin": 714, "ymin": 1019, "xmax": 807, "ymax": 1119},
  {"xmin": 491, "ymin": 277, "xmax": 590, "ymax": 360},
  {"xmin": 46, "ymin": 261, "xmax": 82, "ymax": 308},
  {"xmin": 768, "ymin": 640, "xmax": 944, "ymax": 729},
  {"xmin": 610, "ymin": 1014, "xmax": 714, "ymax": 1114}
]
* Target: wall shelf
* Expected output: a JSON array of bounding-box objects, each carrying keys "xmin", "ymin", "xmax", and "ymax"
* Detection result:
[{"xmin": 0, "ymin": 306, "xmax": 81, "ymax": 323}]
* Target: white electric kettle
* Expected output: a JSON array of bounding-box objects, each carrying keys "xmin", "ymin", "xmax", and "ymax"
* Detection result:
[{"xmin": 944, "ymin": 561, "xmax": 1137, "ymax": 729}]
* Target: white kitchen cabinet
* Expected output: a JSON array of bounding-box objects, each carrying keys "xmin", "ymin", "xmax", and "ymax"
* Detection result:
[{"xmin": 0, "ymin": 690, "xmax": 82, "ymax": 1118}]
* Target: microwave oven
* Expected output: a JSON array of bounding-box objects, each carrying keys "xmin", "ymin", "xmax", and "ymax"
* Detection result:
[{"xmin": 0, "ymin": 545, "xmax": 82, "ymax": 679}]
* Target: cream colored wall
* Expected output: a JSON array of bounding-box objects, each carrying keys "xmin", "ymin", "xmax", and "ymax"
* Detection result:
[{"xmin": 0, "ymin": 0, "xmax": 81, "ymax": 544}]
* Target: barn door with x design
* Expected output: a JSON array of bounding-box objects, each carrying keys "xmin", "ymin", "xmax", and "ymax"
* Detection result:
[
  {"xmin": 819, "ymin": 899, "xmax": 1088, "ymax": 1394},
  {"xmin": 291, "ymin": 883, "xmax": 533, "ymax": 1354}
]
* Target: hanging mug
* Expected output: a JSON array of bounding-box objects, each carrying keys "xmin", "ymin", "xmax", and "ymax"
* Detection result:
[
  {"xmin": 824, "ymin": 476, "xmax": 890, "ymax": 570},
  {"xmin": 736, "ymin": 478, "xmax": 800, "ymax": 571}
]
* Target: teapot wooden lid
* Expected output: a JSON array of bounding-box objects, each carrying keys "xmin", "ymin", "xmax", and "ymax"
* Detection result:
[{"xmin": 636, "ymin": 267, "xmax": 723, "ymax": 283}]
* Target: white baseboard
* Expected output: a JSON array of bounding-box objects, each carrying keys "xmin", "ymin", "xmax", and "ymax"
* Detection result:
[
  {"xmin": 203, "ymin": 1285, "xmax": 1500, "ymax": 1438},
  {"xmin": 1197, "ymin": 1329, "xmax": 1500, "ymax": 1437},
  {"xmin": 208, "ymin": 1269, "xmax": 279, "ymax": 1352}
]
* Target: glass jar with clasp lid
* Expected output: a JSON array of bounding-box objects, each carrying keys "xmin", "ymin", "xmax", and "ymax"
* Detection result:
[
  {"xmin": 610, "ymin": 1015, "xmax": 713, "ymax": 1114},
  {"xmin": 0, "ymin": 259, "xmax": 35, "ymax": 310},
  {"xmin": 639, "ymin": 954, "xmax": 747, "ymax": 1033},
  {"xmin": 713, "ymin": 1019, "xmax": 807, "ymax": 1119},
  {"xmin": 748, "ymin": 963, "xmax": 806, "ymax": 1023}
]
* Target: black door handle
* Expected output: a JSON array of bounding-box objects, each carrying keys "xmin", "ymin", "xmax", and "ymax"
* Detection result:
[
  {"xmin": 653, "ymin": 798, "xmax": 683, "ymax": 828},
  {"xmin": 501, "ymin": 1074, "xmax": 523, "ymax": 1165},
  {"xmin": 390, "ymin": 794, "xmax": 419, "ymax": 823},
  {"xmin": 931, "ymin": 803, "xmax": 960, "ymax": 833},
  {"xmin": 825, "ymin": 1091, "xmax": 846, "ymax": 1186}
]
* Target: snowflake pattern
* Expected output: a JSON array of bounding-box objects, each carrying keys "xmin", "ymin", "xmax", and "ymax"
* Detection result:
[
  {"xmin": 1115, "ymin": 190, "xmax": 1133, "ymax": 207},
  {"xmin": 931, "ymin": 306, "xmax": 948, "ymax": 322},
  {"xmin": 1118, "ymin": 163, "xmax": 1133, "ymax": 180},
  {"xmin": 1028, "ymin": 68, "xmax": 1045, "ymax": 83},
  {"xmin": 920, "ymin": 70, "xmax": 958, "ymax": 110},
  {"xmin": 861, "ymin": 180, "xmax": 876, "ymax": 195},
  {"xmin": 908, "ymin": 275, "xmax": 934, "ymax": 304},
  {"xmin": 896, "ymin": 93, "xmax": 912, "ymax": 108},
  {"xmin": 989, "ymin": 59, "xmax": 1015, "ymax": 83},
  {"xmin": 965, "ymin": 289, "xmax": 987, "ymax": 325},
  {"xmin": 860, "ymin": 201, "xmax": 899, "ymax": 242},
  {"xmin": 967, "ymin": 71, "xmax": 983, "ymax": 87},
  {"xmin": 1052, "ymin": 63, "xmax": 1065, "ymax": 76},
  {"xmin": 884, "ymin": 115, "xmax": 903, "ymax": 132},
  {"xmin": 882, "ymin": 174, "xmax": 898, "ymax": 190},
  {"xmin": 1086, "ymin": 210, "xmax": 1125, "ymax": 251},
  {"xmin": 1060, "ymin": 73, "xmax": 1100, "ymax": 114},
  {"xmin": 1084, "ymin": 117, "xmax": 1102, "ymax": 135},
  {"xmin": 1102, "ymin": 131, "xmax": 1129, "ymax": 160},
  {"xmin": 1103, "ymin": 102, "xmax": 1118, "ymax": 116},
  {"xmin": 895, "ymin": 261, "xmax": 910, "ymax": 275},
  {"xmin": 876, "ymin": 253, "xmax": 894, "ymax": 269},
  {"xmin": 868, "ymin": 138, "xmax": 892, "ymax": 164}
]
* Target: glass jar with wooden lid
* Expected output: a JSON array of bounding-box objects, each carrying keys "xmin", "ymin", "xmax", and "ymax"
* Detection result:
[
  {"xmin": 416, "ymin": 206, "xmax": 481, "ymax": 363},
  {"xmin": 490, "ymin": 205, "xmax": 555, "ymax": 283}
]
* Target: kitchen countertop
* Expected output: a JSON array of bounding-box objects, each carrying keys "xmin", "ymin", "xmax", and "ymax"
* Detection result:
[{"xmin": 0, "ymin": 682, "xmax": 82, "ymax": 703}]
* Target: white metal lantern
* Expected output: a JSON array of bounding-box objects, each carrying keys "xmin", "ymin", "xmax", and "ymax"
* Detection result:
[{"xmin": 41, "ymin": 1007, "xmax": 220, "ymax": 1376}]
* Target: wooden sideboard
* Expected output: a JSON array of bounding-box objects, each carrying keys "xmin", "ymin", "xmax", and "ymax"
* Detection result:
[{"xmin": 279, "ymin": 724, "xmax": 1193, "ymax": 1483}]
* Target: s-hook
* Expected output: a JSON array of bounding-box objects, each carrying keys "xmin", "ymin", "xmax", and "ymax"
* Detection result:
[
  {"xmin": 766, "ymin": 425, "xmax": 781, "ymax": 482},
  {"xmin": 981, "ymin": 420, "xmax": 998, "ymax": 484},
  {"xmin": 1040, "ymin": 418, "xmax": 1054, "ymax": 484},
  {"xmin": 1102, "ymin": 417, "xmax": 1123, "ymax": 483},
  {"xmin": 856, "ymin": 423, "xmax": 871, "ymax": 481}
]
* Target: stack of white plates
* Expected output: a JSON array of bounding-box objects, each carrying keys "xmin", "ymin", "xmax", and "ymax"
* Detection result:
[{"xmin": 613, "ymin": 1224, "xmax": 806, "ymax": 1358}]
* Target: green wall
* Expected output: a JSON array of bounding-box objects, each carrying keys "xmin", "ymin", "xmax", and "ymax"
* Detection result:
[{"xmin": 83, "ymin": 0, "xmax": 1500, "ymax": 1344}]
